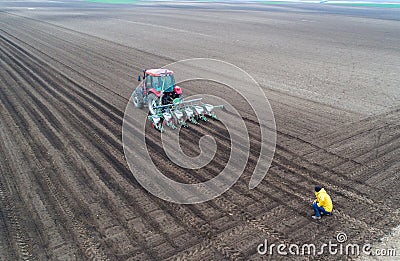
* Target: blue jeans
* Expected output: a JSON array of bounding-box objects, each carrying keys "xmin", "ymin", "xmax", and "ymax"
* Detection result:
[{"xmin": 312, "ymin": 202, "xmax": 331, "ymax": 217}]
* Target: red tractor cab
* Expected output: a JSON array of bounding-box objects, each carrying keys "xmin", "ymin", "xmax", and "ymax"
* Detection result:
[{"xmin": 133, "ymin": 69, "xmax": 182, "ymax": 115}]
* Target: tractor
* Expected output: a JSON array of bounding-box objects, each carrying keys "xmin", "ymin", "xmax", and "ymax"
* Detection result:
[{"xmin": 132, "ymin": 69, "xmax": 222, "ymax": 131}]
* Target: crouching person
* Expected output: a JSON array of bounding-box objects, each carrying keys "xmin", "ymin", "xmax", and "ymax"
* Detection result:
[{"xmin": 312, "ymin": 186, "xmax": 333, "ymax": 220}]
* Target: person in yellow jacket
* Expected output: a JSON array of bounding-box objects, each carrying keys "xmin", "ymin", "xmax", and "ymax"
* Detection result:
[{"xmin": 312, "ymin": 186, "xmax": 333, "ymax": 220}]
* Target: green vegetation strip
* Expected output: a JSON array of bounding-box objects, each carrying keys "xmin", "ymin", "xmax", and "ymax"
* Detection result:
[
  {"xmin": 262, "ymin": 1, "xmax": 293, "ymax": 4},
  {"xmin": 329, "ymin": 3, "xmax": 400, "ymax": 8},
  {"xmin": 262, "ymin": 1, "xmax": 400, "ymax": 8},
  {"xmin": 86, "ymin": 0, "xmax": 140, "ymax": 4}
]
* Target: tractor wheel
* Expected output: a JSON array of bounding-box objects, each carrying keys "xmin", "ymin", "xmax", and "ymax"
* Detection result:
[
  {"xmin": 147, "ymin": 93, "xmax": 159, "ymax": 115},
  {"xmin": 132, "ymin": 89, "xmax": 144, "ymax": 109}
]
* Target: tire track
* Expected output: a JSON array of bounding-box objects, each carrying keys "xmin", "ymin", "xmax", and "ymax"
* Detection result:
[
  {"xmin": 0, "ymin": 57, "xmax": 112, "ymax": 260},
  {"xmin": 0, "ymin": 23, "xmax": 227, "ymax": 258},
  {"xmin": 195, "ymin": 121, "xmax": 395, "ymax": 242},
  {"xmin": 0, "ymin": 37, "xmax": 176, "ymax": 258},
  {"xmin": 146, "ymin": 111, "xmax": 393, "ymax": 249},
  {"xmin": 194, "ymin": 114, "xmax": 394, "ymax": 217},
  {"xmin": 0, "ymin": 39, "xmax": 167, "ymax": 256},
  {"xmin": 0, "ymin": 179, "xmax": 33, "ymax": 260},
  {"xmin": 242, "ymin": 115, "xmax": 395, "ymax": 211}
]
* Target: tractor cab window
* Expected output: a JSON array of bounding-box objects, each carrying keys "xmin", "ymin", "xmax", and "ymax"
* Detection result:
[
  {"xmin": 151, "ymin": 76, "xmax": 161, "ymax": 91},
  {"xmin": 150, "ymin": 75, "xmax": 175, "ymax": 92},
  {"xmin": 162, "ymin": 75, "xmax": 175, "ymax": 92},
  {"xmin": 145, "ymin": 76, "xmax": 152, "ymax": 88}
]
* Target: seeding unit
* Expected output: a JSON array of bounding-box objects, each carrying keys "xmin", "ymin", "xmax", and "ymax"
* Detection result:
[{"xmin": 132, "ymin": 69, "xmax": 223, "ymax": 131}]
